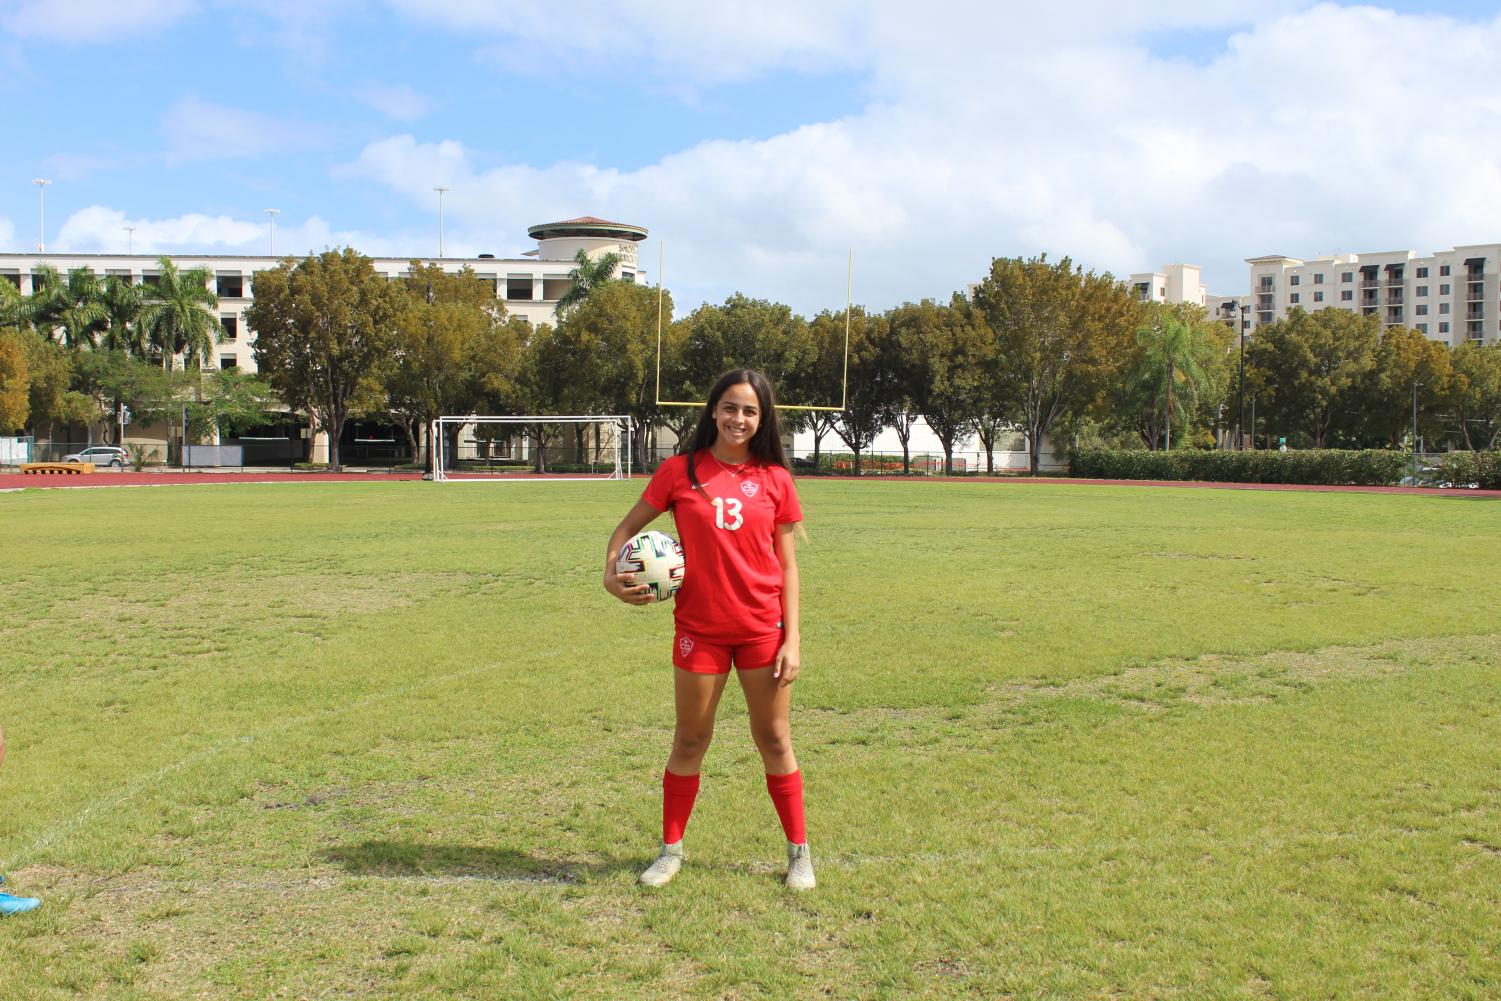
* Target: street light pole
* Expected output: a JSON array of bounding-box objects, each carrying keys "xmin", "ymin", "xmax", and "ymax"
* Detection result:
[
  {"xmin": 1411, "ymin": 381, "xmax": 1420, "ymax": 470},
  {"xmin": 434, "ymin": 186, "xmax": 449, "ymax": 257},
  {"xmin": 265, "ymin": 208, "xmax": 280, "ymax": 256},
  {"xmin": 32, "ymin": 178, "xmax": 51, "ymax": 253},
  {"xmin": 1238, "ymin": 304, "xmax": 1250, "ymax": 451},
  {"xmin": 124, "ymin": 226, "xmax": 136, "ymax": 255}
]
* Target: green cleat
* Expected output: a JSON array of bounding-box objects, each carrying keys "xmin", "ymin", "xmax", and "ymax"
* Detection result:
[
  {"xmin": 784, "ymin": 842, "xmax": 815, "ymax": 891},
  {"xmin": 638, "ymin": 841, "xmax": 684, "ymax": 887}
]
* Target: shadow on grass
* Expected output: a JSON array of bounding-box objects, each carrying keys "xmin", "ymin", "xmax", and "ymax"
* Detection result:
[{"xmin": 325, "ymin": 841, "xmax": 637, "ymax": 884}]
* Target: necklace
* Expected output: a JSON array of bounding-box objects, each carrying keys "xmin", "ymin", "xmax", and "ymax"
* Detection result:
[{"xmin": 708, "ymin": 449, "xmax": 750, "ymax": 479}]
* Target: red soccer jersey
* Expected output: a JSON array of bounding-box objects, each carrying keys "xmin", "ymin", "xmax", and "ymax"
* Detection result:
[{"xmin": 641, "ymin": 450, "xmax": 803, "ymax": 642}]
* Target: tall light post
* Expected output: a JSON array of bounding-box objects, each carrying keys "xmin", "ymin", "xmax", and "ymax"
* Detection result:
[
  {"xmin": 1238, "ymin": 304, "xmax": 1250, "ymax": 451},
  {"xmin": 265, "ymin": 208, "xmax": 280, "ymax": 256},
  {"xmin": 434, "ymin": 186, "xmax": 449, "ymax": 257},
  {"xmin": 1411, "ymin": 381, "xmax": 1421, "ymax": 475},
  {"xmin": 32, "ymin": 178, "xmax": 51, "ymax": 253},
  {"xmin": 124, "ymin": 226, "xmax": 136, "ymax": 255}
]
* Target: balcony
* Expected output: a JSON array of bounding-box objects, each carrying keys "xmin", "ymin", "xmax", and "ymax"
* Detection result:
[
  {"xmin": 1386, "ymin": 291, "xmax": 1404, "ymax": 304},
  {"xmin": 1467, "ymin": 289, "xmax": 1485, "ymax": 302}
]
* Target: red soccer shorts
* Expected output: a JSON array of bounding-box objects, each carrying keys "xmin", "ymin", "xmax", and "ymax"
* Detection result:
[{"xmin": 672, "ymin": 628, "xmax": 783, "ymax": 674}]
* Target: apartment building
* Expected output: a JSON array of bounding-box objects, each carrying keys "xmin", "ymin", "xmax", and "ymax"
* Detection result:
[
  {"xmin": 1244, "ymin": 245, "xmax": 1501, "ymax": 347},
  {"xmin": 0, "ymin": 215, "xmax": 649, "ymax": 373}
]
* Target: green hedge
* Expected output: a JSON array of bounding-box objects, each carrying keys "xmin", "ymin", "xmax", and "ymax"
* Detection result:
[
  {"xmin": 1070, "ymin": 449, "xmax": 1411, "ymax": 486},
  {"xmin": 1430, "ymin": 451, "xmax": 1501, "ymax": 490}
]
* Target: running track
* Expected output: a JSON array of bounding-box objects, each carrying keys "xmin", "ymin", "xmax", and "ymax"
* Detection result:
[{"xmin": 2, "ymin": 469, "xmax": 1498, "ymax": 498}]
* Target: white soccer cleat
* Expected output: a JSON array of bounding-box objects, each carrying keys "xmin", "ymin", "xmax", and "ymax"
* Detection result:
[
  {"xmin": 639, "ymin": 841, "xmax": 684, "ymax": 887},
  {"xmin": 784, "ymin": 841, "xmax": 815, "ymax": 891}
]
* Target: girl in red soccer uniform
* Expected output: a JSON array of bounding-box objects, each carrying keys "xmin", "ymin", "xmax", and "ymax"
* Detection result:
[{"xmin": 603, "ymin": 369, "xmax": 813, "ymax": 890}]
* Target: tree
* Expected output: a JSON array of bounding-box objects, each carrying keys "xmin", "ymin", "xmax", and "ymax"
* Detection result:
[
  {"xmin": 1122, "ymin": 304, "xmax": 1228, "ymax": 450},
  {"xmin": 1244, "ymin": 308, "xmax": 1378, "ymax": 448},
  {"xmin": 188, "ymin": 369, "xmax": 281, "ymax": 442},
  {"xmin": 18, "ymin": 329, "xmax": 78, "ymax": 437},
  {"xmin": 1358, "ymin": 326, "xmax": 1454, "ymax": 449},
  {"xmin": 246, "ymin": 248, "xmax": 406, "ymax": 472},
  {"xmin": 555, "ymin": 249, "xmax": 622, "ymax": 316},
  {"xmin": 139, "ymin": 257, "xmax": 221, "ymax": 370},
  {"xmin": 100, "ymin": 276, "xmax": 147, "ymax": 357},
  {"xmin": 819, "ymin": 307, "xmax": 897, "ymax": 475},
  {"xmin": 1448, "ymin": 342, "xmax": 1501, "ymax": 450},
  {"xmin": 972, "ymin": 255, "xmax": 1138, "ymax": 473},
  {"xmin": 387, "ymin": 263, "xmax": 508, "ymax": 468},
  {"xmin": 73, "ymin": 350, "xmax": 183, "ymax": 438},
  {"xmin": 553, "ymin": 280, "xmax": 676, "ymax": 471},
  {"xmin": 888, "ymin": 295, "xmax": 989, "ymax": 475},
  {"xmin": 0, "ymin": 331, "xmax": 28, "ymax": 433}
]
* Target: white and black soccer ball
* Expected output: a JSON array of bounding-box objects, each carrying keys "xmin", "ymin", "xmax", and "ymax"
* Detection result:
[{"xmin": 616, "ymin": 530, "xmax": 686, "ymax": 602}]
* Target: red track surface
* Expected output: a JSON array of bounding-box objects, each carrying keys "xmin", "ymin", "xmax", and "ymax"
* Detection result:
[
  {"xmin": 0, "ymin": 471, "xmax": 425, "ymax": 489},
  {"xmin": 2, "ymin": 469, "xmax": 1497, "ymax": 498}
]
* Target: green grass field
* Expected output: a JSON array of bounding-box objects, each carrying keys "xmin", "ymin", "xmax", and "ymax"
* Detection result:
[{"xmin": 1, "ymin": 479, "xmax": 1499, "ymax": 999}]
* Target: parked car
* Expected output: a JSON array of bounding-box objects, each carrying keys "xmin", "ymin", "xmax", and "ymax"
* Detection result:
[{"xmin": 62, "ymin": 445, "xmax": 128, "ymax": 468}]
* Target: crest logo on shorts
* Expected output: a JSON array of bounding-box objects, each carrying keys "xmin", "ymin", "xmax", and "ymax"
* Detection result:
[
  {"xmin": 679, "ymin": 635, "xmax": 695, "ymax": 657},
  {"xmin": 740, "ymin": 480, "xmax": 760, "ymax": 498}
]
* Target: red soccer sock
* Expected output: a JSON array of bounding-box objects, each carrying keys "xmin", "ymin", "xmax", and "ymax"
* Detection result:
[
  {"xmin": 765, "ymin": 769, "xmax": 806, "ymax": 844},
  {"xmin": 662, "ymin": 769, "xmax": 701, "ymax": 844}
]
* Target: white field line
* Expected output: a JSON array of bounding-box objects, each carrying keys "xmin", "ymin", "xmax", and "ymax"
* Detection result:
[{"xmin": 3, "ymin": 655, "xmax": 529, "ymax": 871}]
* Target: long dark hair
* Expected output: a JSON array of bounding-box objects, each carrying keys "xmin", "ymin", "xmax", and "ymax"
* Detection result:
[{"xmin": 684, "ymin": 369, "xmax": 790, "ymax": 493}]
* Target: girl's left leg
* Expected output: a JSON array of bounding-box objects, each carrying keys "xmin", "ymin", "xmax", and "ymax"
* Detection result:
[{"xmin": 737, "ymin": 667, "xmax": 814, "ymax": 889}]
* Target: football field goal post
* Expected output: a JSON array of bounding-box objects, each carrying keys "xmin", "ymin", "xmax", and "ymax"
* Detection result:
[{"xmin": 430, "ymin": 415, "xmax": 633, "ymax": 482}]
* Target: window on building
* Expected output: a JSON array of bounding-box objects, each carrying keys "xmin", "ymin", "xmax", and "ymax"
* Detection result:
[
  {"xmin": 1314, "ymin": 273, "xmax": 1324, "ymax": 284},
  {"xmin": 216, "ymin": 274, "xmax": 244, "ymax": 297},
  {"xmin": 1342, "ymin": 272, "xmax": 1353, "ymax": 283},
  {"xmin": 1440, "ymin": 322, "xmax": 1450, "ymax": 333},
  {"xmin": 1290, "ymin": 292, "xmax": 1300, "ymax": 304},
  {"xmin": 505, "ymin": 277, "xmax": 533, "ymax": 301},
  {"xmin": 1341, "ymin": 290, "xmax": 1353, "ymax": 301},
  {"xmin": 221, "ymin": 316, "xmax": 238, "ymax": 340},
  {"xmin": 0, "ymin": 272, "xmax": 18, "ymax": 288},
  {"xmin": 1290, "ymin": 274, "xmax": 1301, "ymax": 286},
  {"xmin": 622, "ymin": 272, "xmax": 636, "ymax": 283},
  {"xmin": 219, "ymin": 355, "xmax": 237, "ymax": 369},
  {"xmin": 1441, "ymin": 303, "xmax": 1450, "ymax": 314},
  {"xmin": 1133, "ymin": 282, "xmax": 1150, "ymax": 301},
  {"xmin": 1416, "ymin": 286, "xmax": 1428, "ymax": 296},
  {"xmin": 1416, "ymin": 304, "xmax": 1428, "ymax": 316},
  {"xmin": 1441, "ymin": 265, "xmax": 1451, "ymax": 276},
  {"xmin": 542, "ymin": 277, "xmax": 572, "ymax": 301},
  {"xmin": 1440, "ymin": 283, "xmax": 1451, "ymax": 295},
  {"xmin": 1259, "ymin": 277, "xmax": 1274, "ymax": 291},
  {"xmin": 1417, "ymin": 323, "xmax": 1428, "ymax": 333},
  {"xmin": 1417, "ymin": 266, "xmax": 1429, "ymax": 278},
  {"xmin": 1313, "ymin": 291, "xmax": 1324, "ymax": 302},
  {"xmin": 142, "ymin": 273, "xmax": 161, "ymax": 288}
]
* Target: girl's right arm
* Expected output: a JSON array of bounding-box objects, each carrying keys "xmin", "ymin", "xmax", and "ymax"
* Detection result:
[{"xmin": 603, "ymin": 498, "xmax": 665, "ymax": 605}]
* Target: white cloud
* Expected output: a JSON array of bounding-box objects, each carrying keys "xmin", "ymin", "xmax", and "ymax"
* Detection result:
[
  {"xmin": 356, "ymin": 82, "xmax": 432, "ymax": 122},
  {"xmin": 345, "ymin": 3, "xmax": 1501, "ymax": 312},
  {"xmin": 161, "ymin": 96, "xmax": 323, "ymax": 162},
  {"xmin": 52, "ymin": 205, "xmax": 417, "ymax": 258},
  {"xmin": 0, "ymin": 0, "xmax": 196, "ymax": 42}
]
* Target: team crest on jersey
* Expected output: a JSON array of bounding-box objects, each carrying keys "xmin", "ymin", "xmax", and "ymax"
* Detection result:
[
  {"xmin": 679, "ymin": 635, "xmax": 695, "ymax": 657},
  {"xmin": 740, "ymin": 480, "xmax": 760, "ymax": 498}
]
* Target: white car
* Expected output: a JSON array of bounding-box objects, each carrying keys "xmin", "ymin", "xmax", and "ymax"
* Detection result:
[{"xmin": 62, "ymin": 445, "xmax": 128, "ymax": 468}]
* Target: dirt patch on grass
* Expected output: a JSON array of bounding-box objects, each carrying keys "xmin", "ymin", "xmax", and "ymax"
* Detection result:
[{"xmin": 993, "ymin": 633, "xmax": 1501, "ymax": 712}]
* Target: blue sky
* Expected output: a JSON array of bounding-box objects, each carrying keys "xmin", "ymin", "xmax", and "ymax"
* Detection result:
[{"xmin": 3, "ymin": 1, "xmax": 1500, "ymax": 313}]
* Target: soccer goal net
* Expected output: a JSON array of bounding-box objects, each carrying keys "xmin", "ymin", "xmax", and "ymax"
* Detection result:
[{"xmin": 430, "ymin": 415, "xmax": 633, "ymax": 482}]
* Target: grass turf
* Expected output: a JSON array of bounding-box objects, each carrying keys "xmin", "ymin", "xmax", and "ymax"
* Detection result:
[{"xmin": 1, "ymin": 479, "xmax": 1499, "ymax": 999}]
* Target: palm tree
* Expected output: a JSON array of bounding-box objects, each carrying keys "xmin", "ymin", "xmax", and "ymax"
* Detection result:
[
  {"xmin": 20, "ymin": 266, "xmax": 108, "ymax": 349},
  {"xmin": 555, "ymin": 248, "xmax": 621, "ymax": 315},
  {"xmin": 1136, "ymin": 315, "xmax": 1209, "ymax": 451},
  {"xmin": 100, "ymin": 276, "xmax": 147, "ymax": 357},
  {"xmin": 55, "ymin": 268, "xmax": 109, "ymax": 350},
  {"xmin": 139, "ymin": 257, "xmax": 221, "ymax": 371}
]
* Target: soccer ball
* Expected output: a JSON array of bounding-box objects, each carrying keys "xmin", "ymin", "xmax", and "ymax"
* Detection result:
[{"xmin": 616, "ymin": 530, "xmax": 686, "ymax": 602}]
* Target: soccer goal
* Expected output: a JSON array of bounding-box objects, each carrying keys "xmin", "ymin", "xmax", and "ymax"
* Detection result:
[{"xmin": 430, "ymin": 415, "xmax": 633, "ymax": 482}]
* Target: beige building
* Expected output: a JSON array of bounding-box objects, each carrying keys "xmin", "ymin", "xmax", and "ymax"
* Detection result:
[
  {"xmin": 0, "ymin": 215, "xmax": 649, "ymax": 374},
  {"xmin": 1244, "ymin": 245, "xmax": 1500, "ymax": 347}
]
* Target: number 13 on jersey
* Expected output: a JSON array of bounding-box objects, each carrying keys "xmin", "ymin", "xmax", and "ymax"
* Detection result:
[{"xmin": 711, "ymin": 496, "xmax": 744, "ymax": 531}]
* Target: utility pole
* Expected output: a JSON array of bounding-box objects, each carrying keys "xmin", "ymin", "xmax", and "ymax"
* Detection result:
[
  {"xmin": 265, "ymin": 208, "xmax": 280, "ymax": 256},
  {"xmin": 124, "ymin": 226, "xmax": 136, "ymax": 255}
]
